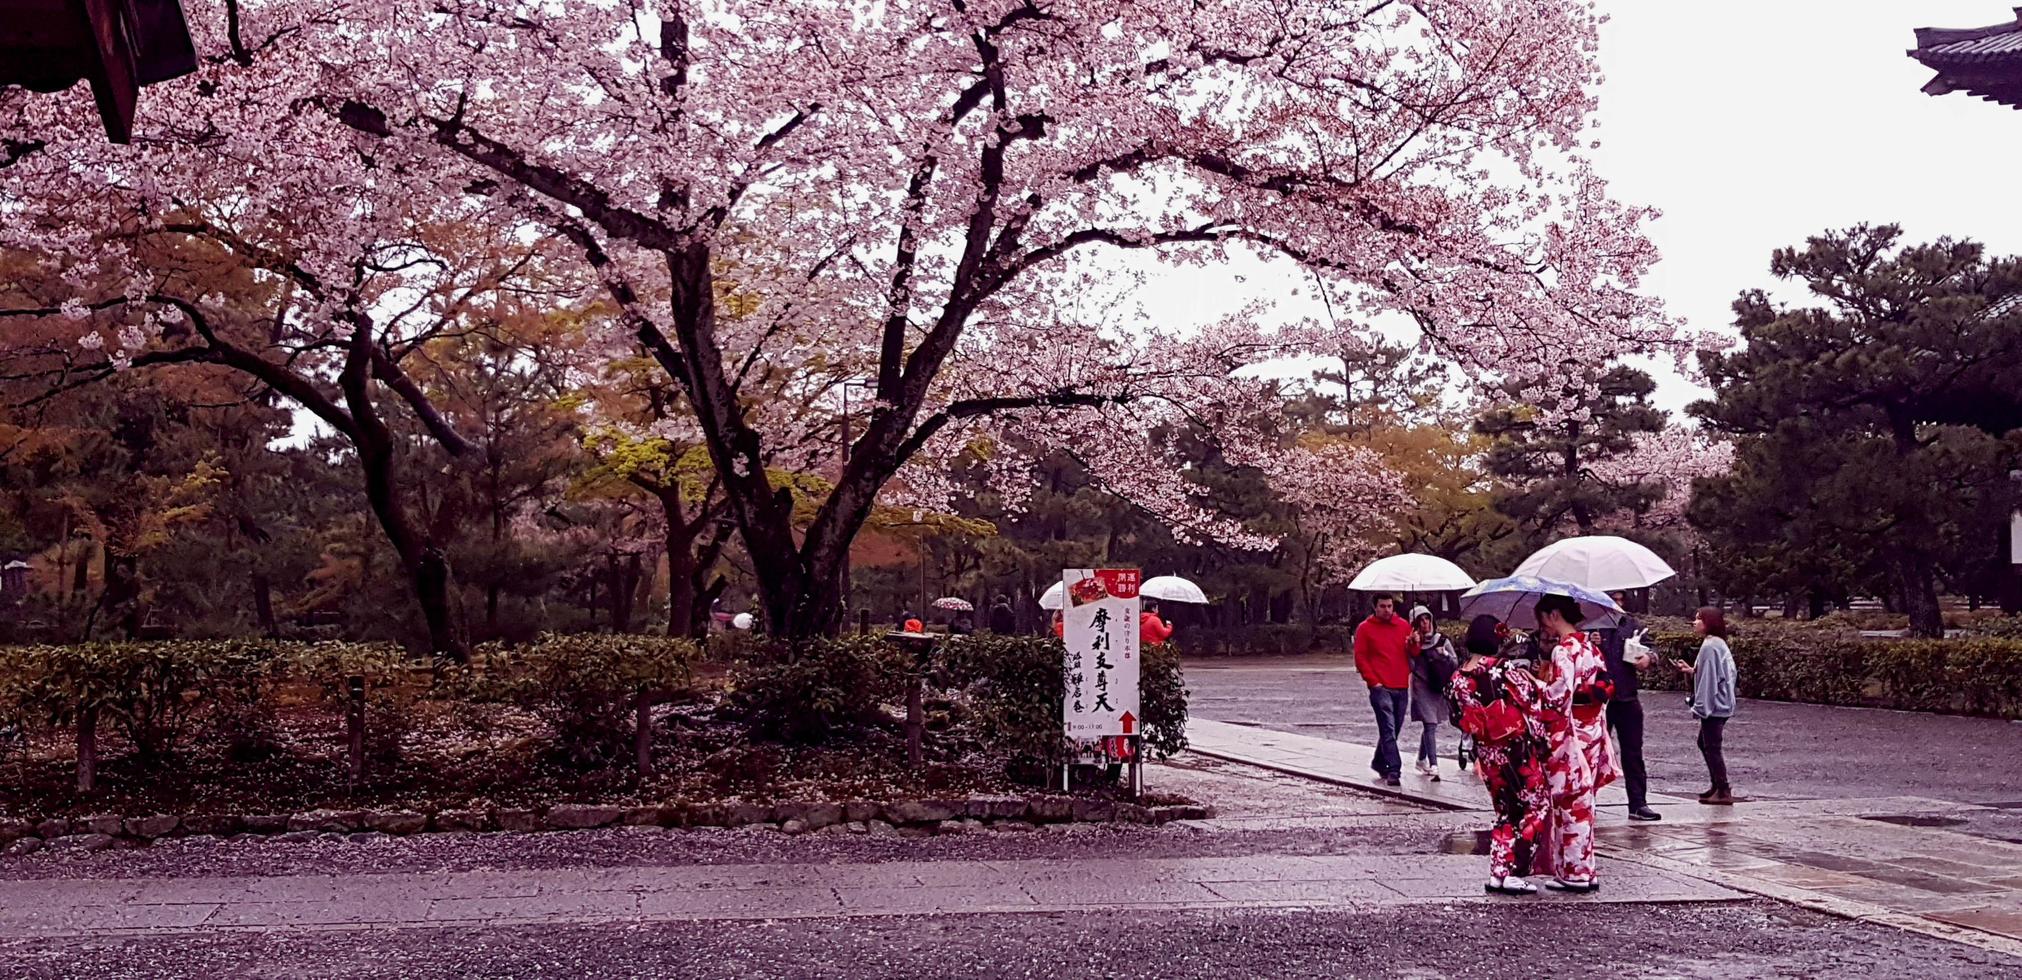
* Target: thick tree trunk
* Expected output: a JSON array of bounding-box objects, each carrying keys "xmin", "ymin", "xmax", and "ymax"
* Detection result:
[
  {"xmin": 412, "ymin": 548, "xmax": 465, "ymax": 658},
  {"xmin": 345, "ymin": 338, "xmax": 469, "ymax": 662},
  {"xmin": 252, "ymin": 573, "xmax": 278, "ymax": 637},
  {"xmin": 1900, "ymin": 554, "xmax": 1945, "ymax": 639},
  {"xmin": 84, "ymin": 550, "xmax": 141, "ymax": 641}
]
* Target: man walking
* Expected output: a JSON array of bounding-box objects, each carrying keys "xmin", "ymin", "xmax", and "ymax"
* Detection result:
[
  {"xmin": 1354, "ymin": 594, "xmax": 1414, "ymax": 787},
  {"xmin": 1601, "ymin": 591, "xmax": 1660, "ymax": 821}
]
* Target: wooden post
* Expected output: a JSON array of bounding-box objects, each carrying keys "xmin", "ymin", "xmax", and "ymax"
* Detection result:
[
  {"xmin": 634, "ymin": 688, "xmax": 655, "ymax": 780},
  {"xmin": 858, "ymin": 608, "xmax": 870, "ymax": 636},
  {"xmin": 76, "ymin": 702, "xmax": 97, "ymax": 794},
  {"xmin": 905, "ymin": 672, "xmax": 924, "ymax": 769},
  {"xmin": 345, "ymin": 675, "xmax": 366, "ymax": 792}
]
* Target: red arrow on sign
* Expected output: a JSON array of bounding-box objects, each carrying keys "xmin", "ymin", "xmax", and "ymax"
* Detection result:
[{"xmin": 1119, "ymin": 711, "xmax": 1136, "ymax": 735}]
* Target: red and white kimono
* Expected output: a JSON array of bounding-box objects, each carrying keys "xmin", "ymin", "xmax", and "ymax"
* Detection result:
[
  {"xmin": 1447, "ymin": 656, "xmax": 1551, "ymax": 881},
  {"xmin": 1535, "ymin": 630, "xmax": 1618, "ymax": 883}
]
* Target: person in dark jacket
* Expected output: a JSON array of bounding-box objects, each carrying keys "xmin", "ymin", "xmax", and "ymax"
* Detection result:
[
  {"xmin": 1599, "ymin": 591, "xmax": 1659, "ymax": 822},
  {"xmin": 987, "ymin": 595, "xmax": 1017, "ymax": 634}
]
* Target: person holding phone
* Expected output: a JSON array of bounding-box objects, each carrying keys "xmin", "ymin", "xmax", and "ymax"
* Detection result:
[{"xmin": 1673, "ymin": 607, "xmax": 1737, "ymax": 805}]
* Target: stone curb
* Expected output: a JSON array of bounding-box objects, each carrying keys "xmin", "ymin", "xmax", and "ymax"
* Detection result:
[{"xmin": 0, "ymin": 799, "xmax": 1211, "ymax": 855}]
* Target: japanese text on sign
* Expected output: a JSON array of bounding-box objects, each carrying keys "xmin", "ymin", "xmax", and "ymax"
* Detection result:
[{"xmin": 1062, "ymin": 568, "xmax": 1141, "ymax": 739}]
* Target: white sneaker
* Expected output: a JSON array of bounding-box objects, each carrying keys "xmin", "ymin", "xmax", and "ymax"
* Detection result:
[{"xmin": 1416, "ymin": 761, "xmax": 1437, "ymax": 776}]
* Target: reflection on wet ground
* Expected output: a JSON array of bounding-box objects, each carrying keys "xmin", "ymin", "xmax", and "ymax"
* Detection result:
[{"xmin": 1597, "ymin": 798, "xmax": 2022, "ymax": 941}]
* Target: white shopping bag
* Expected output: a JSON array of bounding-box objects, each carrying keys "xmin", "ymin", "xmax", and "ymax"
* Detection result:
[{"xmin": 1623, "ymin": 629, "xmax": 1652, "ymax": 668}]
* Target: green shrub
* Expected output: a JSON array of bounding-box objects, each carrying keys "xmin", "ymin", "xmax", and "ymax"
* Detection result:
[
  {"xmin": 726, "ymin": 635, "xmax": 907, "ymax": 744},
  {"xmin": 1640, "ymin": 620, "xmax": 2022, "ymax": 718},
  {"xmin": 477, "ymin": 633, "xmax": 700, "ymax": 766},
  {"xmin": 942, "ymin": 634, "xmax": 1190, "ymax": 766},
  {"xmin": 11, "ymin": 640, "xmax": 281, "ymax": 759}
]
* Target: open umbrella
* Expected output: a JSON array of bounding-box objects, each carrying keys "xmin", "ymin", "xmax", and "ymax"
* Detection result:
[
  {"xmin": 1511, "ymin": 536, "xmax": 1676, "ymax": 592},
  {"xmin": 1347, "ymin": 553, "xmax": 1476, "ymax": 592},
  {"xmin": 931, "ymin": 596, "xmax": 974, "ymax": 612},
  {"xmin": 1141, "ymin": 575, "xmax": 1209, "ymax": 604},
  {"xmin": 1038, "ymin": 581, "xmax": 1065, "ymax": 610},
  {"xmin": 1458, "ymin": 575, "xmax": 1622, "ymax": 630}
]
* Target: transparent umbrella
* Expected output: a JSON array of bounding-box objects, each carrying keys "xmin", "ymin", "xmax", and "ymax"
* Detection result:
[
  {"xmin": 1141, "ymin": 575, "xmax": 1209, "ymax": 604},
  {"xmin": 1511, "ymin": 536, "xmax": 1676, "ymax": 592}
]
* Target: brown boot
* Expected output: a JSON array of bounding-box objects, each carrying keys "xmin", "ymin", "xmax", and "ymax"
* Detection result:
[{"xmin": 1702, "ymin": 787, "xmax": 1735, "ymax": 806}]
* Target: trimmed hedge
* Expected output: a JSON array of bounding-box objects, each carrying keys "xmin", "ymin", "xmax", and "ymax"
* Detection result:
[
  {"xmin": 939, "ymin": 634, "xmax": 1189, "ymax": 764},
  {"xmin": 1637, "ymin": 620, "xmax": 2022, "ymax": 719},
  {"xmin": 0, "ymin": 633, "xmax": 1192, "ymax": 790}
]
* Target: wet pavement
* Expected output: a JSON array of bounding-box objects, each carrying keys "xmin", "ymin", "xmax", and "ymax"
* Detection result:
[
  {"xmin": 7, "ymin": 665, "xmax": 2022, "ymax": 976},
  {"xmin": 1193, "ymin": 702, "xmax": 2022, "ymax": 953},
  {"xmin": 9, "ymin": 903, "xmax": 2017, "ymax": 979},
  {"xmin": 1187, "ymin": 654, "xmax": 2022, "ymax": 805}
]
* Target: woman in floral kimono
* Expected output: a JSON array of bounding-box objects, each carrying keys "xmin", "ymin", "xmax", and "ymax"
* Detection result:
[
  {"xmin": 1532, "ymin": 593, "xmax": 1619, "ymax": 893},
  {"xmin": 1447, "ymin": 615, "xmax": 1551, "ymax": 895}
]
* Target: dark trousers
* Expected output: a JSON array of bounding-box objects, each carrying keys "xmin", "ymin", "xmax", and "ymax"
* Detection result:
[
  {"xmin": 1606, "ymin": 699, "xmax": 1648, "ymax": 810},
  {"xmin": 1368, "ymin": 686, "xmax": 1409, "ymax": 778},
  {"xmin": 1697, "ymin": 716, "xmax": 1730, "ymax": 791}
]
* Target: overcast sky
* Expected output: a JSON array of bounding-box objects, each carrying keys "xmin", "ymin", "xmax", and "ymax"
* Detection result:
[{"xmin": 1135, "ymin": 1, "xmax": 2022, "ymax": 418}]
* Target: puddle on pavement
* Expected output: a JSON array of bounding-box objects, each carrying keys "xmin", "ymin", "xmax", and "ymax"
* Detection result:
[
  {"xmin": 1860, "ymin": 814, "xmax": 1969, "ymax": 828},
  {"xmin": 1439, "ymin": 831, "xmax": 1493, "ymax": 855}
]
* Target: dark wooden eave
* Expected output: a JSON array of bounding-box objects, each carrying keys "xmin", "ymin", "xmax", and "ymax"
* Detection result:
[
  {"xmin": 0, "ymin": 0, "xmax": 197, "ymax": 141},
  {"xmin": 1909, "ymin": 8, "xmax": 2022, "ymax": 109}
]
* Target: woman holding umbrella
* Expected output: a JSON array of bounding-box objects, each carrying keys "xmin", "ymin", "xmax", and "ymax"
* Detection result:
[{"xmin": 1531, "ymin": 593, "xmax": 1619, "ymax": 893}]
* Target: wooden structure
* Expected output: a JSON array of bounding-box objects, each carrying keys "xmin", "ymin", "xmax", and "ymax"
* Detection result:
[
  {"xmin": 1910, "ymin": 9, "xmax": 2022, "ymax": 109},
  {"xmin": 0, "ymin": 0, "xmax": 197, "ymax": 142}
]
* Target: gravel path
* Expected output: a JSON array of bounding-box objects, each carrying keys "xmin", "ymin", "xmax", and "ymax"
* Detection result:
[{"xmin": 5, "ymin": 903, "xmax": 2016, "ymax": 979}]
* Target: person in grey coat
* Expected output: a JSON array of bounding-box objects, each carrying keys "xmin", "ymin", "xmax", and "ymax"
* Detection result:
[
  {"xmin": 1673, "ymin": 605, "xmax": 1738, "ymax": 805},
  {"xmin": 1407, "ymin": 605, "xmax": 1460, "ymax": 781}
]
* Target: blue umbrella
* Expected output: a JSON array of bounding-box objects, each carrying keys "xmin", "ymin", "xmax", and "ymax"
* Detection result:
[{"xmin": 1457, "ymin": 575, "xmax": 1623, "ymax": 630}]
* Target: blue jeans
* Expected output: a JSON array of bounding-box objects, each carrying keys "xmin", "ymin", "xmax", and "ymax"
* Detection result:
[
  {"xmin": 1368, "ymin": 686, "xmax": 1409, "ymax": 778},
  {"xmin": 1418, "ymin": 721, "xmax": 1439, "ymax": 767}
]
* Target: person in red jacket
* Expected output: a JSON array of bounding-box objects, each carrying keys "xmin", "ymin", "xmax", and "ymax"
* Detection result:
[
  {"xmin": 1140, "ymin": 600, "xmax": 1175, "ymax": 647},
  {"xmin": 1354, "ymin": 594, "xmax": 1415, "ymax": 786}
]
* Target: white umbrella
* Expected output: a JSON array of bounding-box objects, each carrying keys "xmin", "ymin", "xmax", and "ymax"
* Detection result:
[
  {"xmin": 1038, "ymin": 581, "xmax": 1065, "ymax": 610},
  {"xmin": 1511, "ymin": 536, "xmax": 1676, "ymax": 592},
  {"xmin": 931, "ymin": 596, "xmax": 974, "ymax": 612},
  {"xmin": 1347, "ymin": 553, "xmax": 1476, "ymax": 592},
  {"xmin": 1141, "ymin": 575, "xmax": 1209, "ymax": 604}
]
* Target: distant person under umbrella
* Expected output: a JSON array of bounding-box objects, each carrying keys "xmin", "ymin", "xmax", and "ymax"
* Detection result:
[
  {"xmin": 1353, "ymin": 594, "xmax": 1414, "ymax": 787},
  {"xmin": 1140, "ymin": 599, "xmax": 1175, "ymax": 647},
  {"xmin": 1406, "ymin": 605, "xmax": 1459, "ymax": 781},
  {"xmin": 987, "ymin": 595, "xmax": 1017, "ymax": 634}
]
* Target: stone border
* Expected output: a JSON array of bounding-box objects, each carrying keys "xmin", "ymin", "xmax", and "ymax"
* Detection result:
[{"xmin": 0, "ymin": 797, "xmax": 1212, "ymax": 856}]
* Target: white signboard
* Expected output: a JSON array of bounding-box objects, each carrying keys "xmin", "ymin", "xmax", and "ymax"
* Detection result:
[
  {"xmin": 1061, "ymin": 568, "xmax": 1142, "ymax": 739},
  {"xmin": 2012, "ymin": 511, "xmax": 2022, "ymax": 565}
]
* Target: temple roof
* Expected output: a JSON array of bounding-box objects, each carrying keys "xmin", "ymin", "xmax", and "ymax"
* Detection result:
[{"xmin": 1910, "ymin": 8, "xmax": 2022, "ymax": 108}]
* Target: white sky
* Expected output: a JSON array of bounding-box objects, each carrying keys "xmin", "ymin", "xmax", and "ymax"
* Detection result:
[{"xmin": 1135, "ymin": 1, "xmax": 2022, "ymax": 418}]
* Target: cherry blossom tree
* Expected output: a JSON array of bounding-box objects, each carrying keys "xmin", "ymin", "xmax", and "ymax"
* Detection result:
[
  {"xmin": 1590, "ymin": 425, "xmax": 1734, "ymax": 537},
  {"xmin": 3, "ymin": 0, "xmax": 1685, "ymax": 636}
]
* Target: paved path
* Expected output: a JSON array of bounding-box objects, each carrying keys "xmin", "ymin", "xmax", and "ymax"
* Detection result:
[
  {"xmin": 1186, "ymin": 654, "xmax": 2022, "ymax": 804},
  {"xmin": 0, "ymin": 851, "xmax": 1741, "ymax": 939},
  {"xmin": 1189, "ymin": 716, "xmax": 2022, "ymax": 952},
  {"xmin": 1188, "ymin": 717, "xmax": 1698, "ymax": 813}
]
